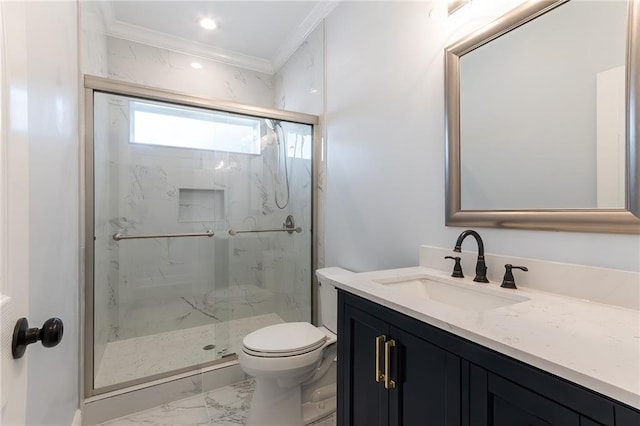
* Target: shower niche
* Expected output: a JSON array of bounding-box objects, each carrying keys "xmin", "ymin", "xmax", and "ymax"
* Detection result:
[
  {"xmin": 86, "ymin": 79, "xmax": 317, "ymax": 395},
  {"xmin": 178, "ymin": 188, "xmax": 225, "ymax": 223}
]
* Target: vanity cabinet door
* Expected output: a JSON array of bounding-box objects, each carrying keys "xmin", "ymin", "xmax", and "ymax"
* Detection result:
[
  {"xmin": 469, "ymin": 364, "xmax": 580, "ymax": 426},
  {"xmin": 580, "ymin": 417, "xmax": 606, "ymax": 426},
  {"xmin": 338, "ymin": 298, "xmax": 389, "ymax": 426},
  {"xmin": 388, "ymin": 326, "xmax": 461, "ymax": 426},
  {"xmin": 615, "ymin": 404, "xmax": 640, "ymax": 426},
  {"xmin": 339, "ymin": 291, "xmax": 462, "ymax": 426}
]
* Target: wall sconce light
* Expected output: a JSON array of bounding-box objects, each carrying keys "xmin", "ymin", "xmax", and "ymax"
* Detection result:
[{"xmin": 448, "ymin": 0, "xmax": 471, "ymax": 15}]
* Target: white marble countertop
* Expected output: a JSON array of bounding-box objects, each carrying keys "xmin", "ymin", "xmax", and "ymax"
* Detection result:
[{"xmin": 317, "ymin": 266, "xmax": 640, "ymax": 409}]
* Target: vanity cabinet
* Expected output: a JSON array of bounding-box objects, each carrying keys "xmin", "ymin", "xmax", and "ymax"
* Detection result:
[
  {"xmin": 338, "ymin": 293, "xmax": 461, "ymax": 426},
  {"xmin": 338, "ymin": 291, "xmax": 640, "ymax": 426},
  {"xmin": 469, "ymin": 366, "xmax": 581, "ymax": 425}
]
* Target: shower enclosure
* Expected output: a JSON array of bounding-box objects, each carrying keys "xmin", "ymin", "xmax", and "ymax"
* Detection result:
[{"xmin": 84, "ymin": 77, "xmax": 318, "ymax": 395}]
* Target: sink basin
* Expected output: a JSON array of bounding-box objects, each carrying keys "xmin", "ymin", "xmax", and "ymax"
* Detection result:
[{"xmin": 373, "ymin": 275, "xmax": 529, "ymax": 312}]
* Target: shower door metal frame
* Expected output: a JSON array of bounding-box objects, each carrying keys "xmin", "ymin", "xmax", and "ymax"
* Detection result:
[{"xmin": 83, "ymin": 75, "xmax": 321, "ymax": 398}]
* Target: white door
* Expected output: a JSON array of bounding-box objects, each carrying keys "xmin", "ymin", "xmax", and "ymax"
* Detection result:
[
  {"xmin": 0, "ymin": 2, "xmax": 80, "ymax": 425},
  {"xmin": 1, "ymin": 2, "xmax": 31, "ymax": 424}
]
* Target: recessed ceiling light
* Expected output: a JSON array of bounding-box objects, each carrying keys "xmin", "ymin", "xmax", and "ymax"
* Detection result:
[
  {"xmin": 190, "ymin": 62, "xmax": 203, "ymax": 70},
  {"xmin": 200, "ymin": 18, "xmax": 217, "ymax": 30}
]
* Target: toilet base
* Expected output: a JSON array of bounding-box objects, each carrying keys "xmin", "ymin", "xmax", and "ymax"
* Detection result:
[
  {"xmin": 245, "ymin": 363, "xmax": 337, "ymax": 426},
  {"xmin": 246, "ymin": 378, "xmax": 303, "ymax": 426},
  {"xmin": 302, "ymin": 384, "xmax": 336, "ymax": 424}
]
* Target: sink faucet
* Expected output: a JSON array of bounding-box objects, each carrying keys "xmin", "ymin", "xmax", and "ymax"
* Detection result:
[{"xmin": 453, "ymin": 230, "xmax": 489, "ymax": 283}]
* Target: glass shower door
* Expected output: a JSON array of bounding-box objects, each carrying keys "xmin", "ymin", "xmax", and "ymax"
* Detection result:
[{"xmin": 90, "ymin": 91, "xmax": 313, "ymax": 392}]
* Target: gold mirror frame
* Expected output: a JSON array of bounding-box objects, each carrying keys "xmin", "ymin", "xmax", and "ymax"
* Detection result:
[{"xmin": 445, "ymin": 0, "xmax": 640, "ymax": 234}]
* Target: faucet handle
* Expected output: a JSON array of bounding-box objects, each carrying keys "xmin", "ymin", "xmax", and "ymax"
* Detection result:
[
  {"xmin": 501, "ymin": 264, "xmax": 528, "ymax": 289},
  {"xmin": 445, "ymin": 256, "xmax": 464, "ymax": 278}
]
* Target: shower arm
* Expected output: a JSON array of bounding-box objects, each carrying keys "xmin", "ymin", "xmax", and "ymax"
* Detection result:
[
  {"xmin": 228, "ymin": 215, "xmax": 302, "ymax": 236},
  {"xmin": 112, "ymin": 230, "xmax": 214, "ymax": 241}
]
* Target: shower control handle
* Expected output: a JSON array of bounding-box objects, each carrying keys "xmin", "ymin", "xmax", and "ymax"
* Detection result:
[{"xmin": 12, "ymin": 317, "xmax": 64, "ymax": 359}]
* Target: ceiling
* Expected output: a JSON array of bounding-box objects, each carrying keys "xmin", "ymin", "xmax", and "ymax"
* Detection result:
[{"xmin": 102, "ymin": 1, "xmax": 338, "ymax": 74}]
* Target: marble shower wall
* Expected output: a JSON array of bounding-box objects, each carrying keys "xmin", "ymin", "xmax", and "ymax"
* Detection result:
[
  {"xmin": 91, "ymin": 36, "xmax": 279, "ymax": 345},
  {"xmin": 277, "ymin": 154, "xmax": 313, "ymax": 322},
  {"xmin": 274, "ymin": 25, "xmax": 324, "ymax": 115},
  {"xmin": 263, "ymin": 122, "xmax": 314, "ymax": 323},
  {"xmin": 274, "ymin": 24, "xmax": 325, "ymax": 271},
  {"xmin": 88, "ymin": 23, "xmax": 322, "ymax": 370},
  {"xmin": 93, "ymin": 93, "xmax": 314, "ymax": 343},
  {"xmin": 107, "ymin": 37, "xmax": 275, "ymax": 108}
]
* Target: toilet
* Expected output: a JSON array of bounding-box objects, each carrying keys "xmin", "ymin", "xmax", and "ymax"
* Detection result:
[{"xmin": 239, "ymin": 277, "xmax": 338, "ymax": 426}]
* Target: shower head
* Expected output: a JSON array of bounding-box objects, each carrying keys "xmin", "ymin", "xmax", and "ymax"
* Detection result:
[
  {"xmin": 261, "ymin": 132, "xmax": 277, "ymax": 147},
  {"xmin": 263, "ymin": 119, "xmax": 283, "ymax": 147}
]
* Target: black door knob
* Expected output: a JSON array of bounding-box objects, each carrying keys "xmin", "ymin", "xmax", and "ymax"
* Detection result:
[{"xmin": 12, "ymin": 317, "xmax": 64, "ymax": 359}]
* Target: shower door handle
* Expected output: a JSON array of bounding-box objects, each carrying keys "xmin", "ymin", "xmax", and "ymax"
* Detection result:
[
  {"xmin": 113, "ymin": 230, "xmax": 214, "ymax": 241},
  {"xmin": 228, "ymin": 215, "xmax": 301, "ymax": 236},
  {"xmin": 12, "ymin": 317, "xmax": 64, "ymax": 359}
]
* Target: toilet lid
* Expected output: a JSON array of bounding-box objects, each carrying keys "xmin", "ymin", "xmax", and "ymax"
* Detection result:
[{"xmin": 243, "ymin": 322, "xmax": 327, "ymax": 355}]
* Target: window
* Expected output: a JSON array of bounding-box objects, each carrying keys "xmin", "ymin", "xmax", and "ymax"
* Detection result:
[{"xmin": 130, "ymin": 101, "xmax": 261, "ymax": 154}]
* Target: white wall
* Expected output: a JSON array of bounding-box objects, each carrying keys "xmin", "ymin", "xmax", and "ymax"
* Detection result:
[
  {"xmin": 21, "ymin": 1, "xmax": 80, "ymax": 424},
  {"xmin": 324, "ymin": 0, "xmax": 640, "ymax": 273}
]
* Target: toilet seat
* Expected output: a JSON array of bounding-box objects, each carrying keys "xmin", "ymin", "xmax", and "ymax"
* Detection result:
[{"xmin": 243, "ymin": 322, "xmax": 328, "ymax": 358}]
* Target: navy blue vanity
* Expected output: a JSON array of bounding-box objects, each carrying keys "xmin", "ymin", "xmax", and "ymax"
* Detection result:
[{"xmin": 337, "ymin": 290, "xmax": 640, "ymax": 425}]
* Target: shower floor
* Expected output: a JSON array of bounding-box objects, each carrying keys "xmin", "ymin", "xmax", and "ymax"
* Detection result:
[{"xmin": 94, "ymin": 312, "xmax": 285, "ymax": 389}]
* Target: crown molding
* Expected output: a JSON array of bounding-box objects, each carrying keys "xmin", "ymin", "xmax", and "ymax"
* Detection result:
[
  {"xmin": 105, "ymin": 19, "xmax": 274, "ymax": 74},
  {"xmin": 271, "ymin": 1, "xmax": 340, "ymax": 72},
  {"xmin": 100, "ymin": 0, "xmax": 340, "ymax": 75}
]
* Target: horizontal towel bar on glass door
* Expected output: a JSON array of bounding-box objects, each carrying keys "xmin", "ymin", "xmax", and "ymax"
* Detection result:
[
  {"xmin": 112, "ymin": 230, "xmax": 214, "ymax": 241},
  {"xmin": 228, "ymin": 214, "xmax": 302, "ymax": 236},
  {"xmin": 228, "ymin": 227, "xmax": 302, "ymax": 236}
]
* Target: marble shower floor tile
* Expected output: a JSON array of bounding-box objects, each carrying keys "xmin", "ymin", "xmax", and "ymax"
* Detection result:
[
  {"xmin": 98, "ymin": 378, "xmax": 336, "ymax": 426},
  {"xmin": 95, "ymin": 313, "xmax": 284, "ymax": 388}
]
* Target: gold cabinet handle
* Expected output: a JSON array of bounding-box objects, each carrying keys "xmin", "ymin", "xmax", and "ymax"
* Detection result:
[
  {"xmin": 384, "ymin": 339, "xmax": 396, "ymax": 389},
  {"xmin": 375, "ymin": 335, "xmax": 386, "ymax": 382}
]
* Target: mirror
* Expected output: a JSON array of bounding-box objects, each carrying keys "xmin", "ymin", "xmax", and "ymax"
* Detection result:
[{"xmin": 445, "ymin": 0, "xmax": 640, "ymax": 233}]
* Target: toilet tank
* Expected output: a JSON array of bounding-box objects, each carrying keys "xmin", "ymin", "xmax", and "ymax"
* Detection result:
[
  {"xmin": 317, "ymin": 267, "xmax": 354, "ymax": 334},
  {"xmin": 318, "ymin": 278, "xmax": 338, "ymax": 334}
]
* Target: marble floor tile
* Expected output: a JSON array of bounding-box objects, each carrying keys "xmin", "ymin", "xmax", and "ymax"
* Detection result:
[
  {"xmin": 204, "ymin": 379, "xmax": 254, "ymax": 425},
  {"xmin": 98, "ymin": 378, "xmax": 336, "ymax": 426},
  {"xmin": 310, "ymin": 415, "xmax": 337, "ymax": 426},
  {"xmin": 99, "ymin": 394, "xmax": 210, "ymax": 425}
]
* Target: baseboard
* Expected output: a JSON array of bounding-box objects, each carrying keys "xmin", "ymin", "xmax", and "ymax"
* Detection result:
[{"xmin": 82, "ymin": 362, "xmax": 245, "ymax": 425}]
